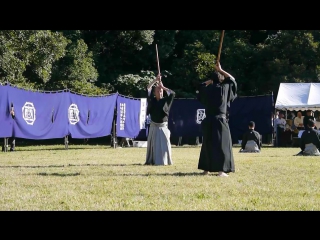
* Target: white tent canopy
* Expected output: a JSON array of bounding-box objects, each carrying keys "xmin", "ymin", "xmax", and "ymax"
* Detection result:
[{"xmin": 275, "ymin": 83, "xmax": 320, "ymax": 111}]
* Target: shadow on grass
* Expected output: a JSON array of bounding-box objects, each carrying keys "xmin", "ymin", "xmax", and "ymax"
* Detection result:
[
  {"xmin": 34, "ymin": 171, "xmax": 213, "ymax": 177},
  {"xmin": 121, "ymin": 172, "xmax": 221, "ymax": 177},
  {"xmin": 10, "ymin": 147, "xmax": 113, "ymax": 151},
  {"xmin": 0, "ymin": 163, "xmax": 143, "ymax": 169},
  {"xmin": 37, "ymin": 172, "xmax": 81, "ymax": 177},
  {"xmin": 0, "ymin": 163, "xmax": 225, "ymax": 177}
]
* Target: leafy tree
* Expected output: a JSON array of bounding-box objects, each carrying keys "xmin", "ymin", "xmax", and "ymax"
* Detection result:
[
  {"xmin": 248, "ymin": 30, "xmax": 320, "ymax": 99},
  {"xmin": 115, "ymin": 70, "xmax": 156, "ymax": 98},
  {"xmin": 81, "ymin": 30, "xmax": 155, "ymax": 91},
  {"xmin": 47, "ymin": 38, "xmax": 104, "ymax": 95},
  {"xmin": 0, "ymin": 30, "xmax": 68, "ymax": 89},
  {"xmin": 169, "ymin": 40, "xmax": 216, "ymax": 97}
]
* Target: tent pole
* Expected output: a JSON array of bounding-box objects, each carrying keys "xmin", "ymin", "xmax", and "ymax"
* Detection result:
[{"xmin": 273, "ymin": 109, "xmax": 276, "ymax": 146}]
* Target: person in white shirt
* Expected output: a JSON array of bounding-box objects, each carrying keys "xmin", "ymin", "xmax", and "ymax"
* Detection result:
[
  {"xmin": 293, "ymin": 111, "xmax": 304, "ymax": 130},
  {"xmin": 274, "ymin": 111, "xmax": 286, "ymax": 147}
]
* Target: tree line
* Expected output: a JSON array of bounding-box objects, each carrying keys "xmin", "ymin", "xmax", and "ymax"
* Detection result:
[{"xmin": 1, "ymin": 30, "xmax": 319, "ymax": 100}]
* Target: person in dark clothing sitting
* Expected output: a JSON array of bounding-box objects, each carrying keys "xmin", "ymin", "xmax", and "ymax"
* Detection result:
[
  {"xmin": 281, "ymin": 123, "xmax": 293, "ymax": 147},
  {"xmin": 240, "ymin": 121, "xmax": 261, "ymax": 153},
  {"xmin": 303, "ymin": 110, "xmax": 316, "ymax": 129},
  {"xmin": 297, "ymin": 119, "xmax": 320, "ymax": 156}
]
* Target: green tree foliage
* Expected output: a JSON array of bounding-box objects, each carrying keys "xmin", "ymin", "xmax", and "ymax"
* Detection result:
[
  {"xmin": 169, "ymin": 40, "xmax": 216, "ymax": 97},
  {"xmin": 0, "ymin": 30, "xmax": 68, "ymax": 89},
  {"xmin": 48, "ymin": 37, "xmax": 104, "ymax": 95},
  {"xmin": 80, "ymin": 30, "xmax": 155, "ymax": 91},
  {"xmin": 2, "ymin": 30, "xmax": 320, "ymax": 99},
  {"xmin": 248, "ymin": 30, "xmax": 320, "ymax": 98},
  {"xmin": 115, "ymin": 70, "xmax": 156, "ymax": 97}
]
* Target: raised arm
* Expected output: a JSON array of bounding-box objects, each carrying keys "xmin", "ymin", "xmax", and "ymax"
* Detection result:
[
  {"xmin": 215, "ymin": 61, "xmax": 235, "ymax": 80},
  {"xmin": 147, "ymin": 74, "xmax": 161, "ymax": 92},
  {"xmin": 158, "ymin": 79, "xmax": 175, "ymax": 96}
]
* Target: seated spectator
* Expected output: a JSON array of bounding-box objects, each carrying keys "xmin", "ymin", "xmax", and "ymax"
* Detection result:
[
  {"xmin": 296, "ymin": 119, "xmax": 320, "ymax": 156},
  {"xmin": 315, "ymin": 113, "xmax": 320, "ymax": 129},
  {"xmin": 274, "ymin": 111, "xmax": 286, "ymax": 147},
  {"xmin": 239, "ymin": 121, "xmax": 261, "ymax": 153},
  {"xmin": 303, "ymin": 110, "xmax": 315, "ymax": 129},
  {"xmin": 281, "ymin": 123, "xmax": 293, "ymax": 147},
  {"xmin": 293, "ymin": 111, "xmax": 304, "ymax": 130}
]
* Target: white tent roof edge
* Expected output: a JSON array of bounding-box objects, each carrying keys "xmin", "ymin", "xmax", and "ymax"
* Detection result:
[{"xmin": 275, "ymin": 83, "xmax": 320, "ymax": 111}]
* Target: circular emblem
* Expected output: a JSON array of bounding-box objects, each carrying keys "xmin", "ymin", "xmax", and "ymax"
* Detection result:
[
  {"xmin": 22, "ymin": 102, "xmax": 36, "ymax": 125},
  {"xmin": 68, "ymin": 103, "xmax": 80, "ymax": 125}
]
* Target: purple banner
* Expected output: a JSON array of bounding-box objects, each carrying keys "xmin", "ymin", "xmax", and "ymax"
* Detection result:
[
  {"xmin": 6, "ymin": 85, "xmax": 69, "ymax": 139},
  {"xmin": 168, "ymin": 99, "xmax": 204, "ymax": 137},
  {"xmin": 0, "ymin": 85, "xmax": 14, "ymax": 137},
  {"xmin": 229, "ymin": 94, "xmax": 273, "ymax": 143},
  {"xmin": 67, "ymin": 92, "xmax": 118, "ymax": 138},
  {"xmin": 116, "ymin": 96, "xmax": 142, "ymax": 138}
]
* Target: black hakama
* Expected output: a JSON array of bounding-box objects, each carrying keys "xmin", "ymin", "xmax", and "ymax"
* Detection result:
[{"xmin": 197, "ymin": 77, "xmax": 237, "ymax": 173}]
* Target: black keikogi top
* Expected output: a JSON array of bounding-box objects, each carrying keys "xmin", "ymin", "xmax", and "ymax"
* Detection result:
[
  {"xmin": 300, "ymin": 127, "xmax": 320, "ymax": 151},
  {"xmin": 241, "ymin": 129, "xmax": 261, "ymax": 150},
  {"xmin": 146, "ymin": 89, "xmax": 175, "ymax": 123}
]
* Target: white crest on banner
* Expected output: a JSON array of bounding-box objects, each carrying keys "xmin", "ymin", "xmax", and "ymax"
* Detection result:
[
  {"xmin": 119, "ymin": 102, "xmax": 126, "ymax": 130},
  {"xmin": 68, "ymin": 103, "xmax": 80, "ymax": 125},
  {"xmin": 140, "ymin": 98, "xmax": 147, "ymax": 129},
  {"xmin": 196, "ymin": 109, "xmax": 206, "ymax": 124},
  {"xmin": 22, "ymin": 102, "xmax": 36, "ymax": 125}
]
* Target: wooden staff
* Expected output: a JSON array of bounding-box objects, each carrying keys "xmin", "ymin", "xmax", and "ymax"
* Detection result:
[
  {"xmin": 156, "ymin": 44, "xmax": 161, "ymax": 76},
  {"xmin": 216, "ymin": 30, "xmax": 225, "ymax": 62}
]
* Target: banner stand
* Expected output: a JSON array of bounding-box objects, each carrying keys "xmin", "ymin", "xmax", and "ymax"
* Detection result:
[
  {"xmin": 111, "ymin": 106, "xmax": 117, "ymax": 148},
  {"xmin": 64, "ymin": 135, "xmax": 69, "ymax": 150},
  {"xmin": 2, "ymin": 138, "xmax": 8, "ymax": 152}
]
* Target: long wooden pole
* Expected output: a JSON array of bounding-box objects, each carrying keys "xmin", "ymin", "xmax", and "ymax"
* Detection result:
[
  {"xmin": 216, "ymin": 30, "xmax": 225, "ymax": 62},
  {"xmin": 156, "ymin": 44, "xmax": 160, "ymax": 75}
]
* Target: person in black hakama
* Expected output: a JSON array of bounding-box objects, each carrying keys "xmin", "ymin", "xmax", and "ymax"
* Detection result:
[
  {"xmin": 145, "ymin": 74, "xmax": 176, "ymax": 165},
  {"xmin": 239, "ymin": 121, "xmax": 261, "ymax": 153},
  {"xmin": 297, "ymin": 119, "xmax": 320, "ymax": 156},
  {"xmin": 197, "ymin": 62, "xmax": 237, "ymax": 177}
]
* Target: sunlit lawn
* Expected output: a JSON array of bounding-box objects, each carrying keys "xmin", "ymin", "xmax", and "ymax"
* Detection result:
[{"xmin": 0, "ymin": 144, "xmax": 319, "ymax": 211}]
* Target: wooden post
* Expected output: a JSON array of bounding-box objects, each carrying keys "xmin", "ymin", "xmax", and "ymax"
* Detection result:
[
  {"xmin": 112, "ymin": 106, "xmax": 117, "ymax": 148},
  {"xmin": 64, "ymin": 135, "xmax": 69, "ymax": 150},
  {"xmin": 3, "ymin": 138, "xmax": 8, "ymax": 152}
]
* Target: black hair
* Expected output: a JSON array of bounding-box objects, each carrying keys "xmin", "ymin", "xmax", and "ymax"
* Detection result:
[
  {"xmin": 208, "ymin": 71, "xmax": 224, "ymax": 83},
  {"xmin": 249, "ymin": 121, "xmax": 255, "ymax": 127}
]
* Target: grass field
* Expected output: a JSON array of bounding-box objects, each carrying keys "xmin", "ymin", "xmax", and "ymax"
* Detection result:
[{"xmin": 1, "ymin": 144, "xmax": 320, "ymax": 211}]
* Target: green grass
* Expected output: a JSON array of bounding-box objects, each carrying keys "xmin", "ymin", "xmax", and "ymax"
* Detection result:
[{"xmin": 1, "ymin": 144, "xmax": 320, "ymax": 211}]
